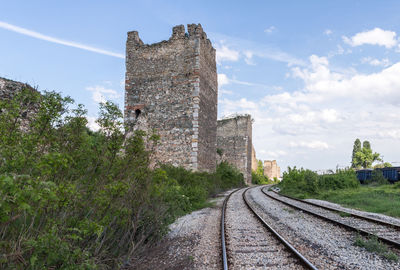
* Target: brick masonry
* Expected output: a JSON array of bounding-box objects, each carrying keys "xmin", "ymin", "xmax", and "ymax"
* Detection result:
[
  {"xmin": 217, "ymin": 115, "xmax": 253, "ymax": 185},
  {"xmin": 124, "ymin": 24, "xmax": 218, "ymax": 172}
]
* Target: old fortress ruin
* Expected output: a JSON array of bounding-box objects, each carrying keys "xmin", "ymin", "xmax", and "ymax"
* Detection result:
[
  {"xmin": 0, "ymin": 23, "xmax": 281, "ymax": 184},
  {"xmin": 125, "ymin": 24, "xmax": 218, "ymax": 172},
  {"xmin": 124, "ymin": 23, "xmax": 281, "ymax": 183}
]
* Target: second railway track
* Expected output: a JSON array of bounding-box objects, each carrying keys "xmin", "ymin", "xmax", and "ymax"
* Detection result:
[{"xmin": 262, "ymin": 187, "xmax": 400, "ymax": 249}]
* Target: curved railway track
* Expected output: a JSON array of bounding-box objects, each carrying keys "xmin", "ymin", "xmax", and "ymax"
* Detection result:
[
  {"xmin": 262, "ymin": 187, "xmax": 400, "ymax": 249},
  {"xmin": 221, "ymin": 187, "xmax": 318, "ymax": 270}
]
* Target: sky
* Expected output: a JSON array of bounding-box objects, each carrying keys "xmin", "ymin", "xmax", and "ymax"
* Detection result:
[{"xmin": 1, "ymin": 0, "xmax": 400, "ymax": 172}]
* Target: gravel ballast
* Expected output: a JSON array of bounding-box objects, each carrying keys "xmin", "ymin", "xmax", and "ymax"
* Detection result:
[
  {"xmin": 226, "ymin": 188, "xmax": 307, "ymax": 269},
  {"xmin": 249, "ymin": 186, "xmax": 400, "ymax": 269}
]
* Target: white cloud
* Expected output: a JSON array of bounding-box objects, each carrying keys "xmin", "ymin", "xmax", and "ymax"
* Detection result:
[
  {"xmin": 290, "ymin": 140, "xmax": 330, "ymax": 150},
  {"xmin": 215, "ymin": 44, "xmax": 240, "ymax": 64},
  {"xmin": 220, "ymin": 89, "xmax": 234, "ymax": 95},
  {"xmin": 86, "ymin": 116, "xmax": 100, "ymax": 131},
  {"xmin": 264, "ymin": 26, "xmax": 276, "ymax": 34},
  {"xmin": 321, "ymin": 109, "xmax": 339, "ymax": 123},
  {"xmin": 343, "ymin": 28, "xmax": 397, "ymax": 48},
  {"xmin": 218, "ymin": 73, "xmax": 230, "ymax": 87},
  {"xmin": 244, "ymin": 50, "xmax": 255, "ymax": 65},
  {"xmin": 264, "ymin": 150, "xmax": 287, "ymax": 158},
  {"xmin": 324, "ymin": 29, "xmax": 333, "ymax": 36},
  {"xmin": 378, "ymin": 130, "xmax": 400, "ymax": 139},
  {"xmin": 287, "ymin": 55, "xmax": 400, "ymax": 104},
  {"xmin": 218, "ymin": 73, "xmax": 270, "ymax": 89},
  {"xmin": 219, "ymin": 54, "xmax": 400, "ymax": 170},
  {"xmin": 86, "ymin": 85, "xmax": 121, "ymax": 103},
  {"xmin": 212, "ymin": 33, "xmax": 305, "ymax": 66},
  {"xmin": 0, "ymin": 21, "xmax": 124, "ymax": 58},
  {"xmin": 361, "ymin": 57, "xmax": 391, "ymax": 67}
]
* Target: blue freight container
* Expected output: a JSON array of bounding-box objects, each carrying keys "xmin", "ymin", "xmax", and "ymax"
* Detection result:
[{"xmin": 356, "ymin": 169, "xmax": 373, "ymax": 183}]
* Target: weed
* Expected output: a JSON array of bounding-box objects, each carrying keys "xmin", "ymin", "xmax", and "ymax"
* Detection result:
[
  {"xmin": 354, "ymin": 234, "xmax": 398, "ymax": 261},
  {"xmin": 283, "ymin": 207, "xmax": 294, "ymax": 214},
  {"xmin": 338, "ymin": 211, "xmax": 351, "ymax": 217}
]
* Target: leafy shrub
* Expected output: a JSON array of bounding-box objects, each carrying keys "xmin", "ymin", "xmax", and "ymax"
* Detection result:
[
  {"xmin": 0, "ymin": 88, "xmax": 245, "ymax": 269},
  {"xmin": 279, "ymin": 167, "xmax": 359, "ymax": 197},
  {"xmin": 365, "ymin": 170, "xmax": 389, "ymax": 186}
]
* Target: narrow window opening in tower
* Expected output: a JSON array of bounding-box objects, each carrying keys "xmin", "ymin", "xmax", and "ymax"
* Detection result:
[{"xmin": 135, "ymin": 109, "xmax": 141, "ymax": 119}]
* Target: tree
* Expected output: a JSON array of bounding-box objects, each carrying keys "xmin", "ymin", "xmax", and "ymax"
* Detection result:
[
  {"xmin": 374, "ymin": 162, "xmax": 392, "ymax": 169},
  {"xmin": 363, "ymin": 140, "xmax": 371, "ymax": 150},
  {"xmin": 351, "ymin": 139, "xmax": 362, "ymax": 168},
  {"xmin": 351, "ymin": 139, "xmax": 381, "ymax": 169},
  {"xmin": 354, "ymin": 144, "xmax": 381, "ymax": 168},
  {"xmin": 256, "ymin": 160, "xmax": 264, "ymax": 177}
]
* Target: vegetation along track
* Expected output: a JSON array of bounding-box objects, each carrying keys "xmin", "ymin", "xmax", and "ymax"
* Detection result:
[
  {"xmin": 221, "ymin": 187, "xmax": 318, "ymax": 270},
  {"xmin": 262, "ymin": 187, "xmax": 400, "ymax": 249}
]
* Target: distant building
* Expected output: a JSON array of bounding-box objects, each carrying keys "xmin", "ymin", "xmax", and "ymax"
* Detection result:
[
  {"xmin": 251, "ymin": 145, "xmax": 258, "ymax": 172},
  {"xmin": 264, "ymin": 160, "xmax": 281, "ymax": 180}
]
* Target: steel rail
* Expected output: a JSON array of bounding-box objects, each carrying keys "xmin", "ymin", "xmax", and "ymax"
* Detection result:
[
  {"xmin": 242, "ymin": 187, "xmax": 318, "ymax": 270},
  {"xmin": 270, "ymin": 189, "xmax": 400, "ymax": 230},
  {"xmin": 221, "ymin": 188, "xmax": 240, "ymax": 270},
  {"xmin": 262, "ymin": 188, "xmax": 400, "ymax": 249}
]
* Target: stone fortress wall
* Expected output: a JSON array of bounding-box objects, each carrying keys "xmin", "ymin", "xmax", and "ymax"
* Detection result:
[
  {"xmin": 0, "ymin": 77, "xmax": 35, "ymax": 100},
  {"xmin": 124, "ymin": 24, "xmax": 218, "ymax": 172},
  {"xmin": 0, "ymin": 77, "xmax": 38, "ymax": 131},
  {"xmin": 264, "ymin": 160, "xmax": 281, "ymax": 180},
  {"xmin": 216, "ymin": 115, "xmax": 253, "ymax": 185},
  {"xmin": 251, "ymin": 145, "xmax": 258, "ymax": 172}
]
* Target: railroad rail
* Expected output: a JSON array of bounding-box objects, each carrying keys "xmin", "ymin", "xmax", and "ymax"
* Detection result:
[
  {"xmin": 221, "ymin": 188, "xmax": 239, "ymax": 270},
  {"xmin": 221, "ymin": 187, "xmax": 318, "ymax": 269},
  {"xmin": 261, "ymin": 187, "xmax": 400, "ymax": 249},
  {"xmin": 272, "ymin": 189, "xmax": 400, "ymax": 229}
]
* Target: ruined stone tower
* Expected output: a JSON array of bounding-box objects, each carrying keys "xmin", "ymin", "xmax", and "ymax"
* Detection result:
[
  {"xmin": 217, "ymin": 115, "xmax": 253, "ymax": 184},
  {"xmin": 125, "ymin": 24, "xmax": 218, "ymax": 172},
  {"xmin": 264, "ymin": 160, "xmax": 281, "ymax": 180}
]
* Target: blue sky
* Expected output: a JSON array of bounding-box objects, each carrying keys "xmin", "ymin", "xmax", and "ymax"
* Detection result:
[{"xmin": 2, "ymin": 1, "xmax": 400, "ymax": 171}]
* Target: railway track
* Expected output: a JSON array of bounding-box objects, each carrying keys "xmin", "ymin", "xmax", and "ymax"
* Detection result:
[
  {"xmin": 221, "ymin": 187, "xmax": 318, "ymax": 269},
  {"xmin": 262, "ymin": 187, "xmax": 400, "ymax": 249}
]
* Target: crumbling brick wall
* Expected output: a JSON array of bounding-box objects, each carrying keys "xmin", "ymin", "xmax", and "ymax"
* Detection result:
[
  {"xmin": 124, "ymin": 24, "xmax": 218, "ymax": 172},
  {"xmin": 217, "ymin": 115, "xmax": 252, "ymax": 184}
]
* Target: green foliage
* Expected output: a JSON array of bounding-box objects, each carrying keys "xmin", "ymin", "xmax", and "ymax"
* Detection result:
[
  {"xmin": 351, "ymin": 139, "xmax": 381, "ymax": 169},
  {"xmin": 365, "ymin": 170, "xmax": 389, "ymax": 186},
  {"xmin": 0, "ymin": 89, "xmax": 244, "ymax": 269},
  {"xmin": 315, "ymin": 184, "xmax": 400, "ymax": 218},
  {"xmin": 279, "ymin": 167, "xmax": 359, "ymax": 198},
  {"xmin": 354, "ymin": 234, "xmax": 398, "ymax": 261},
  {"xmin": 351, "ymin": 139, "xmax": 362, "ymax": 168},
  {"xmin": 252, "ymin": 160, "xmax": 272, "ymax": 185},
  {"xmin": 160, "ymin": 162, "xmax": 244, "ymax": 211},
  {"xmin": 374, "ymin": 162, "xmax": 392, "ymax": 169}
]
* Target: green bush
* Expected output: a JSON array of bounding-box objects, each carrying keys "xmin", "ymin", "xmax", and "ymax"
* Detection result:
[
  {"xmin": 251, "ymin": 160, "xmax": 272, "ymax": 185},
  {"xmin": 0, "ymin": 88, "xmax": 245, "ymax": 269},
  {"xmin": 279, "ymin": 167, "xmax": 359, "ymax": 197},
  {"xmin": 365, "ymin": 170, "xmax": 389, "ymax": 186}
]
